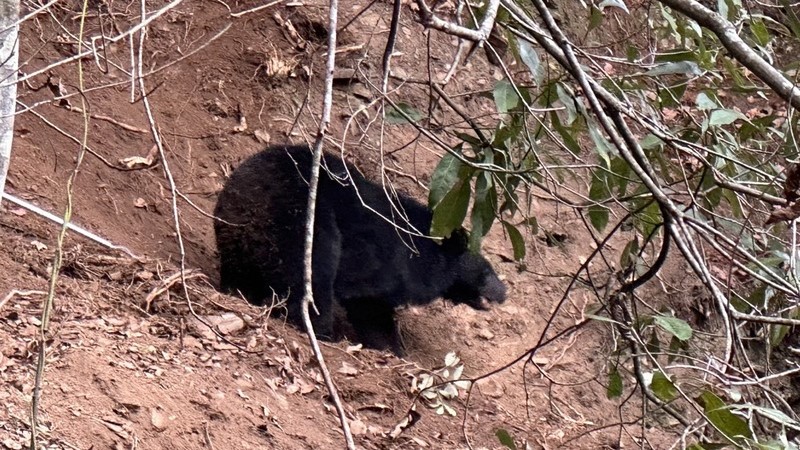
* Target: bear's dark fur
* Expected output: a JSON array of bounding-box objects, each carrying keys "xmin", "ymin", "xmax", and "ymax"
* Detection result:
[{"xmin": 214, "ymin": 145, "xmax": 507, "ymax": 354}]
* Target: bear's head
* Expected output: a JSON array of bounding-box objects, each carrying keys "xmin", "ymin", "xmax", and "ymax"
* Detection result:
[
  {"xmin": 444, "ymin": 253, "xmax": 507, "ymax": 309},
  {"xmin": 440, "ymin": 229, "xmax": 507, "ymax": 310}
]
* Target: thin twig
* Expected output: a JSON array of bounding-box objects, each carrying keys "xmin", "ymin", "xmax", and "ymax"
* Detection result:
[
  {"xmin": 230, "ymin": 0, "xmax": 286, "ymax": 18},
  {"xmin": 30, "ymin": 2, "xmax": 93, "ymax": 447},
  {"xmin": 64, "ymin": 105, "xmax": 148, "ymax": 133},
  {"xmin": 2, "ymin": 192, "xmax": 139, "ymax": 257},
  {"xmin": 300, "ymin": 0, "xmax": 355, "ymax": 448},
  {"xmin": 0, "ymin": 290, "xmax": 46, "ymax": 312},
  {"xmin": 133, "ymin": 0, "xmax": 236, "ymax": 357}
]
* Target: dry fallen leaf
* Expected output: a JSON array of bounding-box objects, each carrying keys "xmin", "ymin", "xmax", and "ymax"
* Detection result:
[
  {"xmin": 338, "ymin": 362, "xmax": 359, "ymax": 376},
  {"xmin": 120, "ymin": 145, "xmax": 158, "ymax": 169},
  {"xmin": 101, "ymin": 418, "xmax": 131, "ymax": 440},
  {"xmin": 388, "ymin": 408, "xmax": 421, "ymax": 439},
  {"xmin": 120, "ymin": 156, "xmax": 153, "ymax": 169},
  {"xmin": 765, "ymin": 202, "xmax": 800, "ymax": 225},
  {"xmin": 345, "ymin": 344, "xmax": 363, "ymax": 354},
  {"xmin": 2, "ymin": 439, "xmax": 23, "ymax": 450},
  {"xmin": 254, "ymin": 129, "xmax": 271, "ymax": 144}
]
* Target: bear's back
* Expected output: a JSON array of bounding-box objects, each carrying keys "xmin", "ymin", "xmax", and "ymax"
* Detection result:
[{"xmin": 215, "ymin": 145, "xmax": 456, "ymax": 307}]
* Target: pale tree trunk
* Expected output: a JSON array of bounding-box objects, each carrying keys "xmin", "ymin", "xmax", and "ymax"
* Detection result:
[{"xmin": 0, "ymin": 0, "xmax": 18, "ymax": 208}]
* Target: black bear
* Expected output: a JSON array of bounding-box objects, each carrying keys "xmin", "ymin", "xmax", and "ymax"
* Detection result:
[{"xmin": 214, "ymin": 145, "xmax": 507, "ymax": 354}]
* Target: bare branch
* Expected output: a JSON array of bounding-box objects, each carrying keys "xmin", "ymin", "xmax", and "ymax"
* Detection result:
[
  {"xmin": 415, "ymin": 0, "xmax": 499, "ymax": 42},
  {"xmin": 300, "ymin": 0, "xmax": 355, "ymax": 448},
  {"xmin": 658, "ymin": 0, "xmax": 800, "ymax": 110}
]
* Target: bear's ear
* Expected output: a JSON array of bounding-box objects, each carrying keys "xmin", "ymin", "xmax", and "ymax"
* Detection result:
[{"xmin": 441, "ymin": 227, "xmax": 469, "ymax": 254}]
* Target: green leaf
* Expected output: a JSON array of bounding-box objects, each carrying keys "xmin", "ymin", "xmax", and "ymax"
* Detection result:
[
  {"xmin": 633, "ymin": 200, "xmax": 661, "ymax": 240},
  {"xmin": 556, "ymin": 84, "xmax": 578, "ymax": 125},
  {"xmin": 651, "ymin": 370, "xmax": 678, "ymax": 402},
  {"xmin": 736, "ymin": 403, "xmax": 800, "ymax": 428},
  {"xmin": 645, "ymin": 61, "xmax": 702, "ymax": 76},
  {"xmin": 698, "ymin": 390, "xmax": 754, "ymax": 441},
  {"xmin": 647, "ymin": 332, "xmax": 661, "ymax": 355},
  {"xmin": 721, "ymin": 57, "xmax": 749, "ymax": 89},
  {"xmin": 551, "ymin": 112, "xmax": 582, "ymax": 156},
  {"xmin": 609, "ymin": 156, "xmax": 631, "ymax": 195},
  {"xmin": 386, "ymin": 102, "xmax": 423, "ymax": 124},
  {"xmin": 654, "ymin": 314, "xmax": 693, "ymax": 341},
  {"xmin": 469, "ymin": 170, "xmax": 497, "ymax": 252},
  {"xmin": 620, "ymin": 238, "xmax": 640, "ymax": 270},
  {"xmin": 587, "ymin": 121, "xmax": 613, "ymax": 167},
  {"xmin": 588, "ymin": 6, "xmax": 603, "ymax": 32},
  {"xmin": 494, "ymin": 80, "xmax": 520, "ymax": 114},
  {"xmin": 502, "ymin": 221, "xmax": 526, "ymax": 261},
  {"xmin": 658, "ymin": 84, "xmax": 687, "ymax": 108},
  {"xmin": 668, "ymin": 336, "xmax": 687, "ymax": 362},
  {"xmin": 708, "ymin": 109, "xmax": 745, "ymax": 127},
  {"xmin": 607, "ymin": 368, "xmax": 623, "ymax": 399},
  {"xmin": 780, "ymin": 0, "xmax": 800, "ymax": 38},
  {"xmin": 588, "ymin": 172, "xmax": 610, "ymax": 232},
  {"xmin": 496, "ymin": 429, "xmax": 517, "ymax": 450},
  {"xmin": 653, "ymin": 49, "xmax": 700, "ymax": 63},
  {"xmin": 586, "ymin": 313, "xmax": 623, "ymax": 325},
  {"xmin": 696, "ymin": 92, "xmax": 720, "ymax": 110},
  {"xmin": 588, "ymin": 205, "xmax": 609, "ymax": 233},
  {"xmin": 749, "ymin": 17, "xmax": 770, "ymax": 46},
  {"xmin": 718, "ymin": 0, "xmax": 730, "ymax": 20},
  {"xmin": 720, "ymin": 188, "xmax": 743, "ymax": 219},
  {"xmin": 625, "ymin": 45, "xmax": 639, "ymax": 62},
  {"xmin": 429, "ymin": 148, "xmax": 465, "ymax": 208},
  {"xmin": 769, "ymin": 323, "xmax": 791, "ymax": 348},
  {"xmin": 430, "ymin": 175, "xmax": 472, "ymax": 238},
  {"xmin": 639, "ymin": 134, "xmax": 663, "ymax": 150},
  {"xmin": 518, "ymin": 39, "xmax": 544, "ymax": 86}
]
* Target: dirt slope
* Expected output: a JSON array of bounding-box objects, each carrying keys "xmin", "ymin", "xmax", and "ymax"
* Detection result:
[{"xmin": 0, "ymin": 1, "xmax": 681, "ymax": 449}]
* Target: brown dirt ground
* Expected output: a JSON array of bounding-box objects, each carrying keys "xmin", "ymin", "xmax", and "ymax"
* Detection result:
[{"xmin": 0, "ymin": 1, "xmax": 696, "ymax": 449}]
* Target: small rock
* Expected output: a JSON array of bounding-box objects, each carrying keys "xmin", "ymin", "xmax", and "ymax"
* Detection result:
[
  {"xmin": 135, "ymin": 270, "xmax": 154, "ymax": 281},
  {"xmin": 212, "ymin": 313, "xmax": 246, "ymax": 335},
  {"xmin": 254, "ymin": 129, "xmax": 271, "ymax": 144},
  {"xmin": 150, "ymin": 408, "xmax": 168, "ymax": 431},
  {"xmin": 349, "ymin": 419, "xmax": 367, "ymax": 435},
  {"xmin": 2, "ymin": 438, "xmax": 22, "ymax": 450}
]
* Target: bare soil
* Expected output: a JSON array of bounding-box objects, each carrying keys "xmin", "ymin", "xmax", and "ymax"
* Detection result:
[{"xmin": 0, "ymin": 1, "xmax": 690, "ymax": 449}]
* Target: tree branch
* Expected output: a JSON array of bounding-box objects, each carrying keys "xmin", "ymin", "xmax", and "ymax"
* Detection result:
[
  {"xmin": 658, "ymin": 0, "xmax": 800, "ymax": 110},
  {"xmin": 415, "ymin": 0, "xmax": 499, "ymax": 42},
  {"xmin": 301, "ymin": 0, "xmax": 355, "ymax": 448}
]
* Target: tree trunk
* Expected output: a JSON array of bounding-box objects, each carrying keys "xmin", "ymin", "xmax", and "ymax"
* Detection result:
[{"xmin": 0, "ymin": 0, "xmax": 19, "ymax": 208}]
